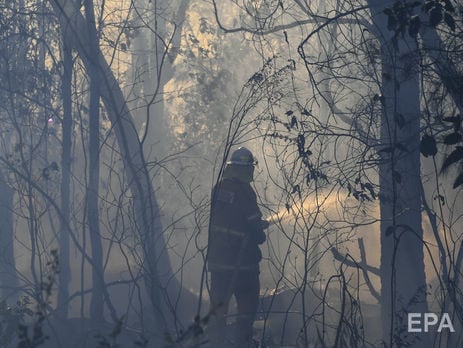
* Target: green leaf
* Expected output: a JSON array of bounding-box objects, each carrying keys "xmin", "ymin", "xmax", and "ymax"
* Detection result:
[
  {"xmin": 297, "ymin": 134, "xmax": 306, "ymax": 156},
  {"xmin": 454, "ymin": 173, "xmax": 463, "ymax": 189},
  {"xmin": 291, "ymin": 184, "xmax": 300, "ymax": 194},
  {"xmin": 290, "ymin": 115, "xmax": 298, "ymax": 129},
  {"xmin": 364, "ymin": 182, "xmax": 376, "ymax": 199},
  {"xmin": 443, "ymin": 116, "xmax": 460, "ymax": 123},
  {"xmin": 440, "ymin": 195, "xmax": 445, "ymax": 205},
  {"xmin": 441, "ymin": 146, "xmax": 463, "ymax": 173},
  {"xmin": 444, "ymin": 132, "xmax": 462, "ymax": 145},
  {"xmin": 420, "ymin": 134, "xmax": 437, "ymax": 157}
]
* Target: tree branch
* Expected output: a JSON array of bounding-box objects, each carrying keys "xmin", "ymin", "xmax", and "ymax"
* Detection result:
[
  {"xmin": 212, "ymin": 1, "xmax": 371, "ymax": 36},
  {"xmin": 331, "ymin": 239, "xmax": 380, "ymax": 302}
]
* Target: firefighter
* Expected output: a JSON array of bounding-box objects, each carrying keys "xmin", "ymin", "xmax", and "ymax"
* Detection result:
[{"xmin": 207, "ymin": 147, "xmax": 269, "ymax": 348}]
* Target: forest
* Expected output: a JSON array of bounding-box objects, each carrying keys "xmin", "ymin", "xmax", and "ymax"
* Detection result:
[{"xmin": 0, "ymin": 0, "xmax": 462, "ymax": 347}]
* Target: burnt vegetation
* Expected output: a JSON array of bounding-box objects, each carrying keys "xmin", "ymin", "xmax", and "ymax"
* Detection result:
[{"xmin": 0, "ymin": 0, "xmax": 462, "ymax": 347}]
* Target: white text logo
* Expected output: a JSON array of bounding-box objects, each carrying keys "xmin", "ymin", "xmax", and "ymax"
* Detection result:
[{"xmin": 408, "ymin": 313, "xmax": 455, "ymax": 333}]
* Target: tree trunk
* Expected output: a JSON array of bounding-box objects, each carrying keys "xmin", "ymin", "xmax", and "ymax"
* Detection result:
[
  {"xmin": 0, "ymin": 169, "xmax": 18, "ymax": 300},
  {"xmin": 368, "ymin": 1, "xmax": 429, "ymax": 346},
  {"xmin": 49, "ymin": 0, "xmax": 195, "ymax": 337},
  {"xmin": 84, "ymin": 0, "xmax": 105, "ymax": 322},
  {"xmin": 130, "ymin": 0, "xmax": 190, "ymax": 156},
  {"xmin": 56, "ymin": 39, "xmax": 72, "ymax": 319}
]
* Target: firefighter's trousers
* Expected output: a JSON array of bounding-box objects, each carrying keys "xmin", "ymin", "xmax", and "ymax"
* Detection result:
[{"xmin": 209, "ymin": 270, "xmax": 259, "ymax": 348}]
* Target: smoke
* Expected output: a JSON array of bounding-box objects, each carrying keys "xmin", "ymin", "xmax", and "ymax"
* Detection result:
[{"xmin": 260, "ymin": 188, "xmax": 449, "ymax": 307}]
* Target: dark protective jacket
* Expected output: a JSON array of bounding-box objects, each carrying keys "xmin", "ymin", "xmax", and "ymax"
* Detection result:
[{"xmin": 208, "ymin": 178, "xmax": 266, "ymax": 272}]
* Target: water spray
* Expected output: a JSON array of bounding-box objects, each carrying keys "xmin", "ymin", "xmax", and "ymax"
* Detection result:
[
  {"xmin": 264, "ymin": 193, "xmax": 344, "ymax": 226},
  {"xmin": 265, "ymin": 199, "xmax": 314, "ymax": 225}
]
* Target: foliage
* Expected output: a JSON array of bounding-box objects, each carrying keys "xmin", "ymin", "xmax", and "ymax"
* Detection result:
[
  {"xmin": 0, "ymin": 297, "xmax": 33, "ymax": 347},
  {"xmin": 16, "ymin": 249, "xmax": 59, "ymax": 348},
  {"xmin": 383, "ymin": 0, "xmax": 457, "ymax": 37},
  {"xmin": 167, "ymin": 2, "xmax": 254, "ymax": 152},
  {"xmin": 94, "ymin": 316, "xmax": 125, "ymax": 348},
  {"xmin": 383, "ymin": 1, "xmax": 463, "ymax": 189},
  {"xmin": 440, "ymin": 116, "xmax": 463, "ymax": 188},
  {"xmin": 164, "ymin": 313, "xmax": 210, "ymax": 348}
]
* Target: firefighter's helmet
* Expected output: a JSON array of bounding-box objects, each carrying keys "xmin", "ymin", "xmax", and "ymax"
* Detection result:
[{"xmin": 227, "ymin": 147, "xmax": 256, "ymax": 166}]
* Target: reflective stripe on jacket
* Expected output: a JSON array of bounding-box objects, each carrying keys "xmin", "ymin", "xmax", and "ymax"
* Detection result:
[{"xmin": 207, "ymin": 178, "xmax": 265, "ymax": 271}]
